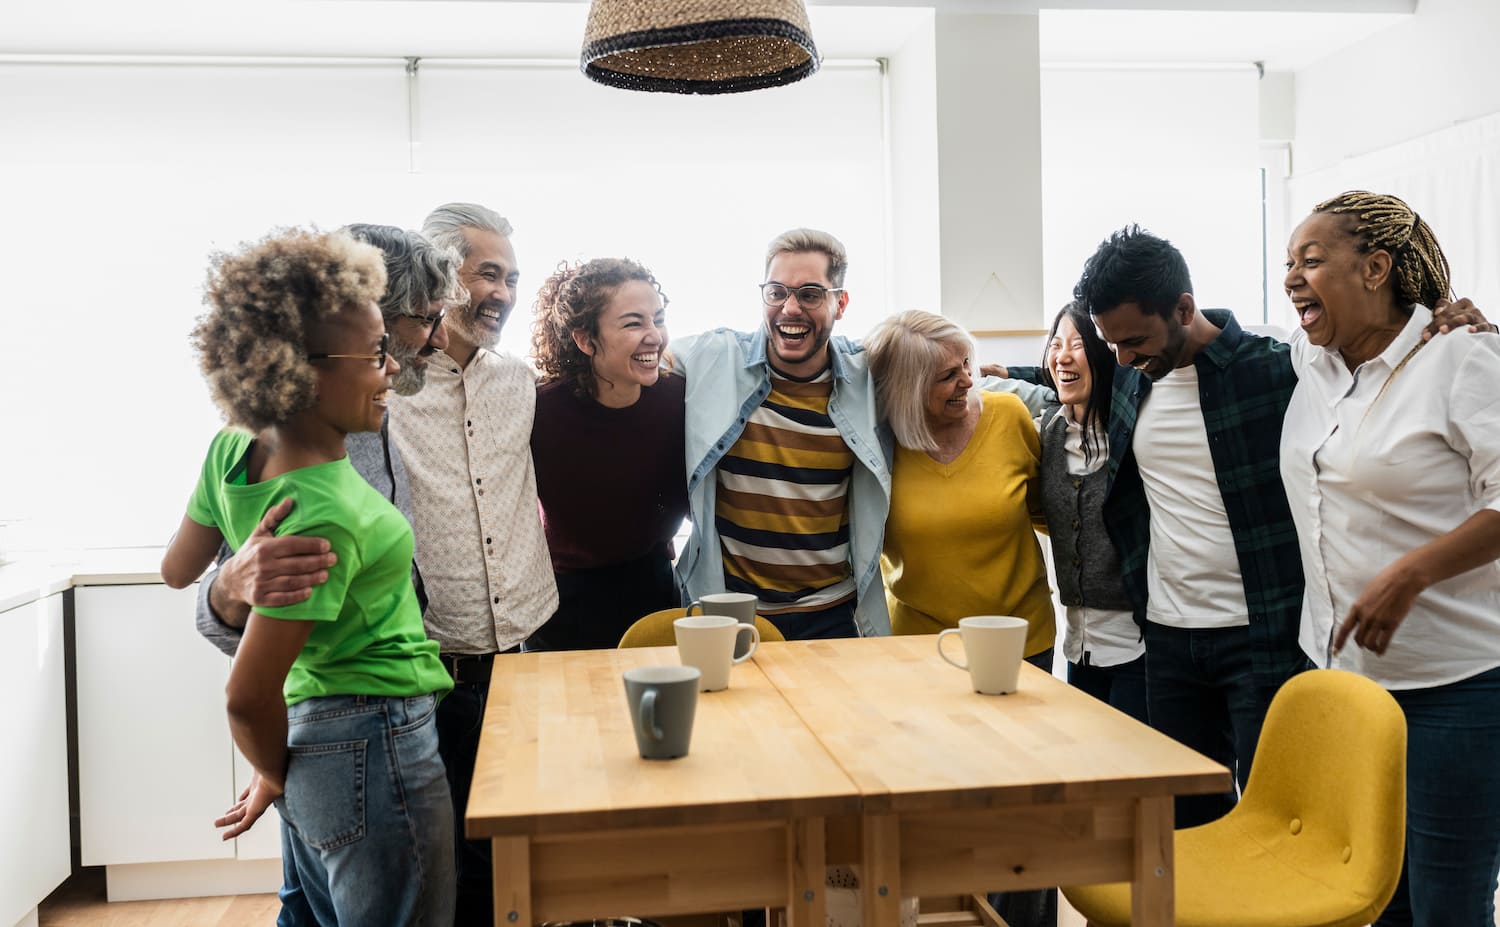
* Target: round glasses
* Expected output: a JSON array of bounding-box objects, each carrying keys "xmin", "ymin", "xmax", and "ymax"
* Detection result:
[
  {"xmin": 760, "ymin": 283, "xmax": 843, "ymax": 309},
  {"xmin": 308, "ymin": 332, "xmax": 389, "ymax": 369}
]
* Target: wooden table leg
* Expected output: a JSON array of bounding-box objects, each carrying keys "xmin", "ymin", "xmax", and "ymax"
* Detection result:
[
  {"xmin": 787, "ymin": 817, "xmax": 826, "ymax": 927},
  {"xmin": 492, "ymin": 835, "xmax": 532, "ymax": 927},
  {"xmin": 861, "ymin": 813, "xmax": 901, "ymax": 927},
  {"xmin": 1130, "ymin": 796, "xmax": 1174, "ymax": 927}
]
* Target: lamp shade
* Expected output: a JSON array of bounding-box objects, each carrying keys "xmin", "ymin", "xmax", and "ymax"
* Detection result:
[{"xmin": 581, "ymin": 0, "xmax": 820, "ymax": 94}]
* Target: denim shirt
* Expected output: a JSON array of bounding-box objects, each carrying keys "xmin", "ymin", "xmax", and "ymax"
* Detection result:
[{"xmin": 669, "ymin": 328, "xmax": 893, "ymax": 637}]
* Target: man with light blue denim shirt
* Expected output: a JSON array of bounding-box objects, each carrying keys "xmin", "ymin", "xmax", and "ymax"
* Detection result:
[{"xmin": 669, "ymin": 228, "xmax": 1049, "ymax": 642}]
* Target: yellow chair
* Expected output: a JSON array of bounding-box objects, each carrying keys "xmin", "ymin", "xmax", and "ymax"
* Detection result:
[
  {"xmin": 618, "ymin": 607, "xmax": 786, "ymax": 648},
  {"xmin": 1063, "ymin": 669, "xmax": 1406, "ymax": 927}
]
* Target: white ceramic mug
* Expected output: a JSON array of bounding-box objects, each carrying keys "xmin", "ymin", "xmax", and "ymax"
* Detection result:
[
  {"xmin": 674, "ymin": 615, "xmax": 760, "ymax": 692},
  {"xmin": 936, "ymin": 616, "xmax": 1029, "ymax": 695}
]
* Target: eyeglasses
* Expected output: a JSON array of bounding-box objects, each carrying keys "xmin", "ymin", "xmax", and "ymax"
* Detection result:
[
  {"xmin": 308, "ymin": 332, "xmax": 389, "ymax": 369},
  {"xmin": 760, "ymin": 282, "xmax": 843, "ymax": 309},
  {"xmin": 402, "ymin": 306, "xmax": 447, "ymax": 354}
]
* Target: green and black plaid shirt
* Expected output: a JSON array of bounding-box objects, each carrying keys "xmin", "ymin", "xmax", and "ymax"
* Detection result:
[{"xmin": 1102, "ymin": 309, "xmax": 1306, "ymax": 694}]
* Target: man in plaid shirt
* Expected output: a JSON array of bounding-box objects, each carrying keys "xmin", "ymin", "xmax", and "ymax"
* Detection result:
[{"xmin": 1074, "ymin": 226, "xmax": 1307, "ymax": 828}]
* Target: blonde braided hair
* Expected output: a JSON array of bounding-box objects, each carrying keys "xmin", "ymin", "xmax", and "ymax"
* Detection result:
[{"xmin": 1312, "ymin": 190, "xmax": 1453, "ymax": 310}]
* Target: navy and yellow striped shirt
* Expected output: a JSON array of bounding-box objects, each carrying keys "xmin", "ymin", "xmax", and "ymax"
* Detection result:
[{"xmin": 715, "ymin": 369, "xmax": 855, "ymax": 614}]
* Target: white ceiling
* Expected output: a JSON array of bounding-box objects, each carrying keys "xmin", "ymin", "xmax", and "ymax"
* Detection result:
[{"xmin": 0, "ymin": 0, "xmax": 1409, "ymax": 69}]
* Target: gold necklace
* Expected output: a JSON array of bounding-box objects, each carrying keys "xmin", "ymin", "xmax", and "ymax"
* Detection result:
[{"xmin": 1359, "ymin": 338, "xmax": 1426, "ymax": 428}]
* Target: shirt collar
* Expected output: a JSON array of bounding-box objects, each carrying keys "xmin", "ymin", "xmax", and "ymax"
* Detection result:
[
  {"xmin": 1374, "ymin": 304, "xmax": 1430, "ymax": 373},
  {"xmin": 1309, "ymin": 304, "xmax": 1429, "ymax": 375},
  {"xmin": 748, "ymin": 328, "xmax": 848, "ymax": 382},
  {"xmin": 1196, "ymin": 308, "xmax": 1242, "ymax": 371}
]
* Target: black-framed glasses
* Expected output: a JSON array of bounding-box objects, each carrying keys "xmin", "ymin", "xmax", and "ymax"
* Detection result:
[
  {"xmin": 402, "ymin": 306, "xmax": 447, "ymax": 354},
  {"xmin": 308, "ymin": 332, "xmax": 389, "ymax": 369},
  {"xmin": 760, "ymin": 282, "xmax": 843, "ymax": 309}
]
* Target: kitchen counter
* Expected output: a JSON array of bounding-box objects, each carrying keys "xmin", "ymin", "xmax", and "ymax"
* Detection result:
[{"xmin": 0, "ymin": 547, "xmax": 166, "ymax": 613}]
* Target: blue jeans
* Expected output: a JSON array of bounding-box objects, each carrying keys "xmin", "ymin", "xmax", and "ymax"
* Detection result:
[
  {"xmin": 276, "ymin": 692, "xmax": 455, "ymax": 927},
  {"xmin": 1376, "ymin": 665, "xmax": 1500, "ymax": 927},
  {"xmin": 1143, "ymin": 623, "xmax": 1272, "ymax": 828},
  {"xmin": 1067, "ymin": 655, "xmax": 1149, "ymax": 724}
]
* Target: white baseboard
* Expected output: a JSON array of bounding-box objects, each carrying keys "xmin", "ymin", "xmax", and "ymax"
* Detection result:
[{"xmin": 104, "ymin": 858, "xmax": 282, "ymax": 902}]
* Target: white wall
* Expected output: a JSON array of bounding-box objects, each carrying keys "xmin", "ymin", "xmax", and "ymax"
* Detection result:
[
  {"xmin": 1292, "ymin": 0, "xmax": 1500, "ymax": 174},
  {"xmin": 1040, "ymin": 66, "xmax": 1265, "ymax": 326}
]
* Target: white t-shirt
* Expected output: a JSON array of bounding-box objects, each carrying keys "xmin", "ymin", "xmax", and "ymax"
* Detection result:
[
  {"xmin": 1132, "ymin": 364, "xmax": 1250, "ymax": 629},
  {"xmin": 1281, "ymin": 307, "xmax": 1500, "ymax": 689}
]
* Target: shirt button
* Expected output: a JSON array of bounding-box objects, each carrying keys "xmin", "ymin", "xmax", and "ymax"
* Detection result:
[
  {"xmin": 475, "ymin": 478, "xmax": 482, "ymax": 485},
  {"xmin": 493, "ymin": 596, "xmax": 500, "ymax": 604},
  {"xmin": 486, "ymin": 537, "xmax": 493, "ymax": 544}
]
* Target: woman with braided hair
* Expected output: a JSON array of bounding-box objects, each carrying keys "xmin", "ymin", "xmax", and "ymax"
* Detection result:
[
  {"xmin": 1281, "ymin": 191, "xmax": 1500, "ymax": 925},
  {"xmin": 525, "ymin": 257, "xmax": 689, "ymax": 650}
]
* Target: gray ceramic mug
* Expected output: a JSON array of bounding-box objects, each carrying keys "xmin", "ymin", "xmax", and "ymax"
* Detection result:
[
  {"xmin": 622, "ymin": 665, "xmax": 701, "ymax": 760},
  {"xmin": 687, "ymin": 592, "xmax": 760, "ymax": 658}
]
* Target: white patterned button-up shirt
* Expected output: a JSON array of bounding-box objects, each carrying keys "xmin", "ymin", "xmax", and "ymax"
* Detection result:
[{"xmin": 389, "ymin": 348, "xmax": 557, "ymax": 653}]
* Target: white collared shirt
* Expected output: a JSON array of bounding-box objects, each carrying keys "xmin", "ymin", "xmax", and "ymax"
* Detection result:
[
  {"xmin": 1281, "ymin": 306, "xmax": 1500, "ymax": 689},
  {"xmin": 389, "ymin": 348, "xmax": 558, "ymax": 653}
]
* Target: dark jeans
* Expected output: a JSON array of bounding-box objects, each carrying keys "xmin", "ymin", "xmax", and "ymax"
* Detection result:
[
  {"xmin": 436, "ymin": 649, "xmax": 517, "ymax": 927},
  {"xmin": 1143, "ymin": 623, "xmax": 1273, "ymax": 828},
  {"xmin": 525, "ymin": 548, "xmax": 678, "ymax": 652},
  {"xmin": 985, "ymin": 650, "xmax": 1058, "ymax": 927},
  {"xmin": 762, "ymin": 597, "xmax": 861, "ymax": 640},
  {"xmin": 1067, "ymin": 654, "xmax": 1149, "ymax": 724},
  {"xmin": 1376, "ymin": 665, "xmax": 1500, "ymax": 927}
]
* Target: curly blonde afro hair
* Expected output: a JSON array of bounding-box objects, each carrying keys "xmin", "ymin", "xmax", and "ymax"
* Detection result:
[{"xmin": 193, "ymin": 228, "xmax": 387, "ymax": 431}]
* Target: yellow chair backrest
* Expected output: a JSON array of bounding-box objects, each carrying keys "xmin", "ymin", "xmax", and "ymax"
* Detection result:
[
  {"xmin": 1219, "ymin": 668, "xmax": 1407, "ymax": 917},
  {"xmin": 618, "ymin": 607, "xmax": 786, "ymax": 648}
]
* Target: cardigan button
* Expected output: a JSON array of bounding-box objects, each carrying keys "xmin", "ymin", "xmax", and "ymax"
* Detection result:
[
  {"xmin": 1341, "ymin": 846, "xmax": 1352, "ymax": 863},
  {"xmin": 1289, "ymin": 818, "xmax": 1302, "ymax": 835}
]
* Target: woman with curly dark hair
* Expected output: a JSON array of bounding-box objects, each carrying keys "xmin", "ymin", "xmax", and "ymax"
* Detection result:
[
  {"xmin": 160, "ymin": 228, "xmax": 455, "ymax": 926},
  {"xmin": 525, "ymin": 257, "xmax": 689, "ymax": 650}
]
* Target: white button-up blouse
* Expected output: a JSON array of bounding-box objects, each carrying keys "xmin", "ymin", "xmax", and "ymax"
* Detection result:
[{"xmin": 1280, "ymin": 305, "xmax": 1500, "ymax": 689}]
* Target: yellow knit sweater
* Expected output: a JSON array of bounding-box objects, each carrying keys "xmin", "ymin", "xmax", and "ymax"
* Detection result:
[{"xmin": 882, "ymin": 391, "xmax": 1056, "ymax": 656}]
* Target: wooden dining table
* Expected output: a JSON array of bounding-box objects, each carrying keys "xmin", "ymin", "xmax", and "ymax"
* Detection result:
[{"xmin": 467, "ymin": 636, "xmax": 1231, "ymax": 927}]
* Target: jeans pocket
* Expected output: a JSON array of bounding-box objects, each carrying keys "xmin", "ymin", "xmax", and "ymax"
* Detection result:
[{"xmin": 282, "ymin": 739, "xmax": 367, "ymax": 851}]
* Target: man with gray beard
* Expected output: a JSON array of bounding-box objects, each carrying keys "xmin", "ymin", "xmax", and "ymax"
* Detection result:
[
  {"xmin": 192, "ymin": 223, "xmax": 459, "ymax": 925},
  {"xmin": 386, "ymin": 202, "xmax": 557, "ymax": 926}
]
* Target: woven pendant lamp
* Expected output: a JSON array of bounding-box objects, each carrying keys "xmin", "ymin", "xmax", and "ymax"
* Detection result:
[{"xmin": 581, "ymin": 0, "xmax": 820, "ymax": 94}]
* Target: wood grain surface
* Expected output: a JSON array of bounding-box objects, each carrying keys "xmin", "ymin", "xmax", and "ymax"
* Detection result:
[
  {"xmin": 466, "ymin": 646, "xmax": 860, "ymax": 838},
  {"xmin": 753, "ymin": 636, "xmax": 1230, "ymax": 814}
]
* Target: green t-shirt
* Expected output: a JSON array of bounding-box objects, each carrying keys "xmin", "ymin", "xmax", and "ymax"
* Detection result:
[{"xmin": 187, "ymin": 429, "xmax": 452, "ymax": 706}]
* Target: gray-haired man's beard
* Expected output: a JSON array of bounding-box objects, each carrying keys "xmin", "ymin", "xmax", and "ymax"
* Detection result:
[{"xmin": 389, "ymin": 342, "xmax": 429, "ymax": 396}]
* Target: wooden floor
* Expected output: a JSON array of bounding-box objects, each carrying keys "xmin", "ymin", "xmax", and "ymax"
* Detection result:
[
  {"xmin": 38, "ymin": 868, "xmax": 280, "ymax": 927},
  {"xmin": 37, "ymin": 868, "xmax": 1088, "ymax": 927}
]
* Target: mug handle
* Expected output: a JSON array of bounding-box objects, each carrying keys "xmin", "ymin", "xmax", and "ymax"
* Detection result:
[
  {"xmin": 732, "ymin": 624, "xmax": 761, "ymax": 664},
  {"xmin": 936, "ymin": 628, "xmax": 968, "ymax": 671},
  {"xmin": 686, "ymin": 601, "xmax": 703, "ymax": 616},
  {"xmin": 639, "ymin": 688, "xmax": 664, "ymax": 741}
]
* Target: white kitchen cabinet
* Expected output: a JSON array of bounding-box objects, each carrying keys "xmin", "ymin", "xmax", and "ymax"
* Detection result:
[
  {"xmin": 74, "ymin": 583, "xmax": 281, "ymax": 899},
  {"xmin": 0, "ymin": 593, "xmax": 70, "ymax": 927}
]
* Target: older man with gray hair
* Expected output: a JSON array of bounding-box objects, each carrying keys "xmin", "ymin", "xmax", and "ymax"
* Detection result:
[{"xmin": 388, "ymin": 202, "xmax": 557, "ymax": 926}]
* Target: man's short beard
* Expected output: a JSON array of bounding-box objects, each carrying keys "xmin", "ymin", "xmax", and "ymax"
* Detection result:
[
  {"xmin": 389, "ymin": 342, "xmax": 428, "ymax": 396},
  {"xmin": 450, "ymin": 305, "xmax": 503, "ymax": 349}
]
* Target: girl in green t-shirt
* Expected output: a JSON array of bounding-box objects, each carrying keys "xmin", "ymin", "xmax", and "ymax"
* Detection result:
[{"xmin": 161, "ymin": 228, "xmax": 454, "ymax": 926}]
